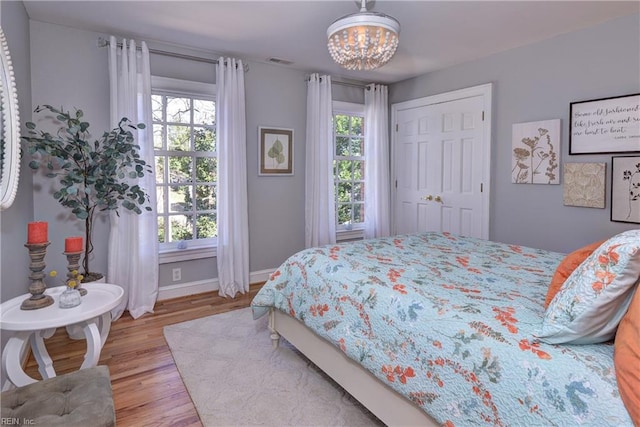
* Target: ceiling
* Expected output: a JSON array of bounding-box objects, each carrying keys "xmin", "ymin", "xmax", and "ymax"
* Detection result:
[{"xmin": 23, "ymin": 1, "xmax": 640, "ymax": 84}]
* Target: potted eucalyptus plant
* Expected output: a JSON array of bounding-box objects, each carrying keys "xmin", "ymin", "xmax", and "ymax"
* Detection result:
[{"xmin": 22, "ymin": 104, "xmax": 152, "ymax": 282}]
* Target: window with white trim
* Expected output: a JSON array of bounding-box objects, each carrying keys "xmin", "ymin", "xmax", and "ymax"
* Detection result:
[
  {"xmin": 152, "ymin": 77, "xmax": 217, "ymax": 256},
  {"xmin": 333, "ymin": 101, "xmax": 365, "ymax": 232}
]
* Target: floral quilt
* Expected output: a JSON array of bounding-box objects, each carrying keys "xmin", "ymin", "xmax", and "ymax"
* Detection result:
[{"xmin": 251, "ymin": 232, "xmax": 633, "ymax": 426}]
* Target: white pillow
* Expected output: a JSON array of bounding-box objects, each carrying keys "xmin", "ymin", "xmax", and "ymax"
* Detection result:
[{"xmin": 537, "ymin": 229, "xmax": 640, "ymax": 344}]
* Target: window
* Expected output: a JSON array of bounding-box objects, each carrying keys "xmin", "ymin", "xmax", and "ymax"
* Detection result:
[
  {"xmin": 152, "ymin": 77, "xmax": 217, "ymax": 258},
  {"xmin": 333, "ymin": 102, "xmax": 365, "ymax": 232}
]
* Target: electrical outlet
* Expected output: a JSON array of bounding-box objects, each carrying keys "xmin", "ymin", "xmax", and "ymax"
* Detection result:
[{"xmin": 172, "ymin": 268, "xmax": 181, "ymax": 282}]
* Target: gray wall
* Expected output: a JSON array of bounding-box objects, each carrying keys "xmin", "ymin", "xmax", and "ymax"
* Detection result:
[
  {"xmin": 245, "ymin": 61, "xmax": 307, "ymax": 272},
  {"xmin": 29, "ymin": 21, "xmax": 113, "ymax": 282},
  {"xmin": 1, "ymin": 2, "xmax": 34, "ymax": 301},
  {"xmin": 390, "ymin": 14, "xmax": 640, "ymax": 253},
  {"xmin": 0, "ymin": 0, "xmax": 34, "ymax": 384}
]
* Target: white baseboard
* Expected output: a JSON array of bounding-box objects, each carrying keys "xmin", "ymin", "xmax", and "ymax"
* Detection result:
[
  {"xmin": 249, "ymin": 268, "xmax": 273, "ymax": 284},
  {"xmin": 158, "ymin": 278, "xmax": 218, "ymax": 301},
  {"xmin": 157, "ymin": 268, "xmax": 274, "ymax": 301}
]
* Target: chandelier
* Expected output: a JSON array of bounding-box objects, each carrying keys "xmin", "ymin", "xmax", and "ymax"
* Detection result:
[{"xmin": 327, "ymin": 0, "xmax": 400, "ymax": 71}]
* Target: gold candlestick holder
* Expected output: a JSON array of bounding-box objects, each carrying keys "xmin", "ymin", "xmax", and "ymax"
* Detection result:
[
  {"xmin": 64, "ymin": 250, "xmax": 87, "ymax": 296},
  {"xmin": 21, "ymin": 242, "xmax": 55, "ymax": 310}
]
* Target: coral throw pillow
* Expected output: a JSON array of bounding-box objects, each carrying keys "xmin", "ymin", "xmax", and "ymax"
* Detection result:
[
  {"xmin": 615, "ymin": 285, "xmax": 640, "ymax": 426},
  {"xmin": 544, "ymin": 240, "xmax": 606, "ymax": 308},
  {"xmin": 537, "ymin": 229, "xmax": 640, "ymax": 344}
]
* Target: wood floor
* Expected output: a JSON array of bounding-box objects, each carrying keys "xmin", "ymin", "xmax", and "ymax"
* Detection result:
[{"xmin": 23, "ymin": 283, "xmax": 263, "ymax": 427}]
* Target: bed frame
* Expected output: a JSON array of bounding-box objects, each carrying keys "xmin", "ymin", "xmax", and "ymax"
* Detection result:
[{"xmin": 268, "ymin": 308, "xmax": 438, "ymax": 427}]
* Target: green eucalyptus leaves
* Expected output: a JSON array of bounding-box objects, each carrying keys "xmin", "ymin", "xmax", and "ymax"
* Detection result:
[
  {"xmin": 267, "ymin": 138, "xmax": 285, "ymax": 166},
  {"xmin": 22, "ymin": 104, "xmax": 153, "ymax": 277}
]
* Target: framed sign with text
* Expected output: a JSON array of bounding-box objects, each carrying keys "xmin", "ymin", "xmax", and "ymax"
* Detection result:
[{"xmin": 569, "ymin": 93, "xmax": 640, "ymax": 154}]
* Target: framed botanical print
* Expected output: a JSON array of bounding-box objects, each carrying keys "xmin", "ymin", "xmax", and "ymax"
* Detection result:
[
  {"xmin": 611, "ymin": 155, "xmax": 640, "ymax": 223},
  {"xmin": 512, "ymin": 119, "xmax": 560, "ymax": 184},
  {"xmin": 563, "ymin": 162, "xmax": 606, "ymax": 208},
  {"xmin": 259, "ymin": 127, "xmax": 293, "ymax": 176}
]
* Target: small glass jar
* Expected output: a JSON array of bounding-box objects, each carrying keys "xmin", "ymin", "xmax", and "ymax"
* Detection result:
[{"xmin": 59, "ymin": 286, "xmax": 82, "ymax": 308}]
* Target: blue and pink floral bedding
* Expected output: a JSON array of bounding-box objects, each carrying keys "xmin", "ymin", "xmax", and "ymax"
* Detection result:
[{"xmin": 251, "ymin": 232, "xmax": 633, "ymax": 426}]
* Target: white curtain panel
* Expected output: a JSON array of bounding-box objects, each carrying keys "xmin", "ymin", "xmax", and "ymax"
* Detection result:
[
  {"xmin": 107, "ymin": 36, "xmax": 159, "ymax": 320},
  {"xmin": 305, "ymin": 74, "xmax": 336, "ymax": 248},
  {"xmin": 364, "ymin": 84, "xmax": 391, "ymax": 239},
  {"xmin": 216, "ymin": 57, "xmax": 250, "ymax": 298}
]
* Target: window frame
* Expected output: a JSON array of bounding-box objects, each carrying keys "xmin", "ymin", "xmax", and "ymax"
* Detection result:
[
  {"xmin": 332, "ymin": 101, "xmax": 365, "ymax": 240},
  {"xmin": 151, "ymin": 76, "xmax": 218, "ymax": 263}
]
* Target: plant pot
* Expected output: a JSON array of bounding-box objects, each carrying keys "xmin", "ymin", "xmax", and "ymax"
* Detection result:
[
  {"xmin": 82, "ymin": 272, "xmax": 104, "ymax": 283},
  {"xmin": 76, "ymin": 271, "xmax": 104, "ymax": 296}
]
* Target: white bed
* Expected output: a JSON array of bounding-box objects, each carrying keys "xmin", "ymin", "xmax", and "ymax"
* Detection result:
[
  {"xmin": 252, "ymin": 232, "xmax": 635, "ymax": 426},
  {"xmin": 268, "ymin": 308, "xmax": 438, "ymax": 426}
]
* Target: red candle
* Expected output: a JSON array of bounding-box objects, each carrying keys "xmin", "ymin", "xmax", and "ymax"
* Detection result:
[
  {"xmin": 27, "ymin": 222, "xmax": 48, "ymax": 244},
  {"xmin": 65, "ymin": 236, "xmax": 83, "ymax": 253}
]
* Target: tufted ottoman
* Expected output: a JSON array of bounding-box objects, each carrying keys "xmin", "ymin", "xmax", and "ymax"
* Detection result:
[{"xmin": 1, "ymin": 365, "xmax": 115, "ymax": 426}]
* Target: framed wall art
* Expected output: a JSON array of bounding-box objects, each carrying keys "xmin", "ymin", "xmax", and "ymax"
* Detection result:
[
  {"xmin": 512, "ymin": 119, "xmax": 560, "ymax": 184},
  {"xmin": 259, "ymin": 127, "xmax": 293, "ymax": 176},
  {"xmin": 569, "ymin": 93, "xmax": 640, "ymax": 154},
  {"xmin": 611, "ymin": 155, "xmax": 640, "ymax": 224},
  {"xmin": 563, "ymin": 162, "xmax": 606, "ymax": 208}
]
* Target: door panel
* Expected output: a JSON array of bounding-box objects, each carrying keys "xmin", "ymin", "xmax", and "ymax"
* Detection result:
[
  {"xmin": 393, "ymin": 94, "xmax": 487, "ymax": 238},
  {"xmin": 461, "ymin": 138, "xmax": 474, "ymax": 193}
]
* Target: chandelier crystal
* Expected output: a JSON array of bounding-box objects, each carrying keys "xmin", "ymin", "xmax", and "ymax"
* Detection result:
[{"xmin": 327, "ymin": 0, "xmax": 400, "ymax": 71}]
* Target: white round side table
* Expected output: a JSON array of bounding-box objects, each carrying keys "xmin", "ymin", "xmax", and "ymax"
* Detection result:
[{"xmin": 0, "ymin": 282, "xmax": 123, "ymax": 389}]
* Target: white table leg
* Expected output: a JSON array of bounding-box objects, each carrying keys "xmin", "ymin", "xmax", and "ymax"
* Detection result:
[
  {"xmin": 97, "ymin": 312, "xmax": 112, "ymax": 346},
  {"xmin": 2, "ymin": 332, "xmax": 37, "ymax": 388},
  {"xmin": 31, "ymin": 328, "xmax": 57, "ymax": 380},
  {"xmin": 79, "ymin": 320, "xmax": 102, "ymax": 370}
]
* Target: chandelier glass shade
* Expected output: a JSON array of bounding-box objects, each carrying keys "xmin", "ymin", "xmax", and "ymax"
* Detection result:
[{"xmin": 327, "ymin": 2, "xmax": 400, "ymax": 71}]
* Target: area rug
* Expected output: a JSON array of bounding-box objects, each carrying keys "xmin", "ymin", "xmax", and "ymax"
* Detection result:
[{"xmin": 163, "ymin": 307, "xmax": 383, "ymax": 427}]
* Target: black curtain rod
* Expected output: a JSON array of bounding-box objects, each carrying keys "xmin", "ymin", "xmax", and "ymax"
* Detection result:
[
  {"xmin": 306, "ymin": 75, "xmax": 368, "ymax": 89},
  {"xmin": 98, "ymin": 38, "xmax": 248, "ymax": 72}
]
